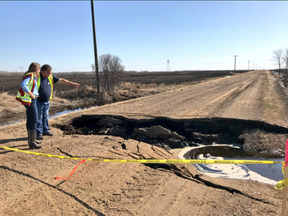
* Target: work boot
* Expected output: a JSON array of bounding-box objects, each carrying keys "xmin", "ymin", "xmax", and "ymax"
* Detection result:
[
  {"xmin": 28, "ymin": 130, "xmax": 42, "ymax": 149},
  {"xmin": 36, "ymin": 134, "xmax": 44, "ymax": 141},
  {"xmin": 35, "ymin": 140, "xmax": 42, "ymax": 144},
  {"xmin": 43, "ymin": 131, "xmax": 53, "ymax": 136},
  {"xmin": 28, "ymin": 130, "xmax": 42, "ymax": 144}
]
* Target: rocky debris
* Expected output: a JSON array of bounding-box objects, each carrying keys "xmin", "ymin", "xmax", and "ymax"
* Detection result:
[
  {"xmin": 191, "ymin": 132, "xmax": 219, "ymax": 144},
  {"xmin": 150, "ymin": 125, "xmax": 170, "ymax": 139},
  {"xmin": 133, "ymin": 125, "xmax": 185, "ymax": 148},
  {"xmin": 79, "ymin": 126, "xmax": 90, "ymax": 134},
  {"xmin": 134, "ymin": 127, "xmax": 157, "ymax": 139},
  {"xmin": 169, "ymin": 131, "xmax": 185, "ymax": 141},
  {"xmin": 98, "ymin": 117, "xmax": 124, "ymax": 127},
  {"xmin": 106, "ymin": 125, "xmax": 127, "ymax": 137},
  {"xmin": 134, "ymin": 125, "xmax": 171, "ymax": 139},
  {"xmin": 166, "ymin": 138, "xmax": 185, "ymax": 148},
  {"xmin": 54, "ymin": 115, "xmax": 288, "ymax": 153},
  {"xmin": 135, "ymin": 135, "xmax": 146, "ymax": 142}
]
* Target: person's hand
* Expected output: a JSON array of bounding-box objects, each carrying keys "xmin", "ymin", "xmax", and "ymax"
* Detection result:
[
  {"xmin": 28, "ymin": 92, "xmax": 36, "ymax": 99},
  {"xmin": 73, "ymin": 83, "xmax": 80, "ymax": 88}
]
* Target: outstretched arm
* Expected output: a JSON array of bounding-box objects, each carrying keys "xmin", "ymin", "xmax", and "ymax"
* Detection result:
[{"xmin": 57, "ymin": 78, "xmax": 80, "ymax": 87}]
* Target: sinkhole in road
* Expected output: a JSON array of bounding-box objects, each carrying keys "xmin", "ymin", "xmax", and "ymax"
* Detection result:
[{"xmin": 54, "ymin": 115, "xmax": 288, "ymax": 158}]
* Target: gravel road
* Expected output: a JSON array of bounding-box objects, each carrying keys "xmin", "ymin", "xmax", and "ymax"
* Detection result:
[
  {"xmin": 78, "ymin": 70, "xmax": 287, "ymax": 127},
  {"xmin": 1, "ymin": 70, "xmax": 287, "ymax": 216}
]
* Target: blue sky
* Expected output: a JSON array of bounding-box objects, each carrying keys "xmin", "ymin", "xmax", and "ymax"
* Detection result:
[{"xmin": 0, "ymin": 1, "xmax": 287, "ymax": 72}]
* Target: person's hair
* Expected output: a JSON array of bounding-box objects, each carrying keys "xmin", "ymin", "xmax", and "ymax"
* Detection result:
[
  {"xmin": 24, "ymin": 62, "xmax": 40, "ymax": 76},
  {"xmin": 41, "ymin": 64, "xmax": 52, "ymax": 72}
]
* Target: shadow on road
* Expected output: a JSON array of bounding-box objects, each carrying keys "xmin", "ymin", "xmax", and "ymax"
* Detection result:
[{"xmin": 0, "ymin": 165, "xmax": 105, "ymax": 216}]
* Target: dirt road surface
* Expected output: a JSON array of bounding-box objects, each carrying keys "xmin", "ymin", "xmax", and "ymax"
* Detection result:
[
  {"xmin": 56, "ymin": 70, "xmax": 288, "ymax": 127},
  {"xmin": 1, "ymin": 70, "xmax": 288, "ymax": 215}
]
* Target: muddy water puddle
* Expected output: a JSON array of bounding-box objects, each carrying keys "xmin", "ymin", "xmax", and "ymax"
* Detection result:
[{"xmin": 178, "ymin": 144, "xmax": 284, "ymax": 185}]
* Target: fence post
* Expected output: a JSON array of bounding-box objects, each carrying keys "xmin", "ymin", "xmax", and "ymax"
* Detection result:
[{"xmin": 280, "ymin": 140, "xmax": 288, "ymax": 215}]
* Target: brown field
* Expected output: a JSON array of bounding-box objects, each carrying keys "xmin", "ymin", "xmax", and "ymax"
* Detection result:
[
  {"xmin": 0, "ymin": 70, "xmax": 245, "ymax": 95},
  {"xmin": 0, "ymin": 70, "xmax": 247, "ymax": 126}
]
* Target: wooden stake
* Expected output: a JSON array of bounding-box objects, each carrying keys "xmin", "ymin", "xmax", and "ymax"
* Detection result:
[{"xmin": 280, "ymin": 140, "xmax": 288, "ymax": 216}]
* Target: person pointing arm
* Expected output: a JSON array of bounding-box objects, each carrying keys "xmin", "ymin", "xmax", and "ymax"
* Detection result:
[
  {"xmin": 57, "ymin": 78, "xmax": 80, "ymax": 87},
  {"xmin": 36, "ymin": 64, "xmax": 80, "ymax": 140}
]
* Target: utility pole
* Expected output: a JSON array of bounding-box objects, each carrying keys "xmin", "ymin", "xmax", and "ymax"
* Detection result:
[
  {"xmin": 233, "ymin": 55, "xmax": 238, "ymax": 71},
  {"xmin": 90, "ymin": 0, "xmax": 100, "ymax": 93},
  {"xmin": 248, "ymin": 61, "xmax": 250, "ymax": 71},
  {"xmin": 166, "ymin": 60, "xmax": 170, "ymax": 71}
]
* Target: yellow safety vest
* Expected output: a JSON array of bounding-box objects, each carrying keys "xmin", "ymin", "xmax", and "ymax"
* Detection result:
[
  {"xmin": 37, "ymin": 74, "xmax": 54, "ymax": 100},
  {"xmin": 15, "ymin": 72, "xmax": 36, "ymax": 106}
]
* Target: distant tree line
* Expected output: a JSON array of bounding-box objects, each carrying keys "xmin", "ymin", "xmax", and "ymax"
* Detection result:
[
  {"xmin": 0, "ymin": 71, "xmax": 22, "ymax": 77},
  {"xmin": 272, "ymin": 48, "xmax": 288, "ymax": 74}
]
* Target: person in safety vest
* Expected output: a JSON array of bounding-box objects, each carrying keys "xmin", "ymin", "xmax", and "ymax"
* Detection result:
[
  {"xmin": 36, "ymin": 64, "xmax": 80, "ymax": 140},
  {"xmin": 16, "ymin": 62, "xmax": 42, "ymax": 149}
]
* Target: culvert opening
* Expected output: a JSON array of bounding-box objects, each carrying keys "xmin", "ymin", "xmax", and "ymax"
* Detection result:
[{"xmin": 53, "ymin": 115, "xmax": 288, "ymax": 157}]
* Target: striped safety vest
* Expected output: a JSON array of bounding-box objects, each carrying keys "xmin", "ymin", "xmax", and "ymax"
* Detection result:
[
  {"xmin": 37, "ymin": 74, "xmax": 54, "ymax": 100},
  {"xmin": 15, "ymin": 72, "xmax": 36, "ymax": 106}
]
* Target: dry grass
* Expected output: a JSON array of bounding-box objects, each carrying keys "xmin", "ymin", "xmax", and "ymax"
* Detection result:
[
  {"xmin": 0, "ymin": 92, "xmax": 26, "ymax": 125},
  {"xmin": 0, "ymin": 92, "xmax": 24, "ymax": 113},
  {"xmin": 54, "ymin": 82, "xmax": 174, "ymax": 103},
  {"xmin": 240, "ymin": 129, "xmax": 286, "ymax": 155},
  {"xmin": 263, "ymin": 71, "xmax": 288, "ymax": 128},
  {"xmin": 54, "ymin": 85, "xmax": 99, "ymax": 100}
]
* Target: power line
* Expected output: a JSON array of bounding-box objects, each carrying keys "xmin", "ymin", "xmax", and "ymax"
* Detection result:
[
  {"xmin": 127, "ymin": 63, "xmax": 166, "ymax": 67},
  {"xmin": 128, "ymin": 61, "xmax": 249, "ymax": 68},
  {"xmin": 141, "ymin": 3, "xmax": 231, "ymax": 55},
  {"xmin": 139, "ymin": 11, "xmax": 192, "ymax": 42},
  {"xmin": 173, "ymin": 62, "xmax": 232, "ymax": 65}
]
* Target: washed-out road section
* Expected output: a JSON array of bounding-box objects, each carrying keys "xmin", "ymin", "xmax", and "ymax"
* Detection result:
[{"xmin": 0, "ymin": 70, "xmax": 287, "ymax": 215}]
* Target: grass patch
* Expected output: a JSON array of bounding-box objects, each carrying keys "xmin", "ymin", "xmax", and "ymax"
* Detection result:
[{"xmin": 262, "ymin": 100, "xmax": 278, "ymax": 110}]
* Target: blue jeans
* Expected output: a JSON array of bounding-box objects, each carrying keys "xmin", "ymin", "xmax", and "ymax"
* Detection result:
[
  {"xmin": 24, "ymin": 98, "xmax": 38, "ymax": 131},
  {"xmin": 36, "ymin": 100, "xmax": 50, "ymax": 136}
]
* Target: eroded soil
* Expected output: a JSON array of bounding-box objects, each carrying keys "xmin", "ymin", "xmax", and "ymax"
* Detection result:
[{"xmin": 1, "ymin": 70, "xmax": 288, "ymax": 215}]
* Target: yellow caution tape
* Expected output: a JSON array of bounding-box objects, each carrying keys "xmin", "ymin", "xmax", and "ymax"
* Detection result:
[
  {"xmin": 277, "ymin": 164, "xmax": 288, "ymax": 190},
  {"xmin": 0, "ymin": 146, "xmax": 283, "ymax": 164},
  {"xmin": 101, "ymin": 159, "xmax": 282, "ymax": 164},
  {"xmin": 1, "ymin": 146, "xmax": 287, "ymax": 189},
  {"xmin": 0, "ymin": 146, "xmax": 88, "ymax": 161},
  {"xmin": 275, "ymin": 179, "xmax": 288, "ymax": 190}
]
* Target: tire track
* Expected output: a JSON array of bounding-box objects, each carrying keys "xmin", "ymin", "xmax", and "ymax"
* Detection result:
[
  {"xmin": 181, "ymin": 73, "xmax": 259, "ymax": 117},
  {"xmin": 216, "ymin": 72, "xmax": 266, "ymax": 120}
]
